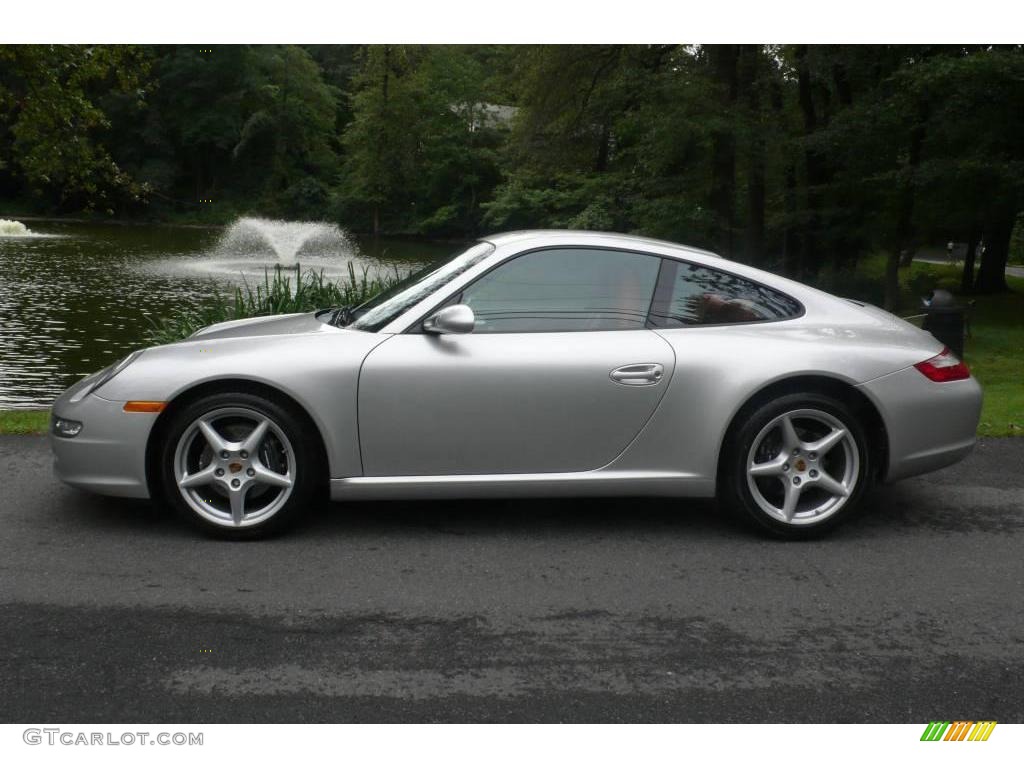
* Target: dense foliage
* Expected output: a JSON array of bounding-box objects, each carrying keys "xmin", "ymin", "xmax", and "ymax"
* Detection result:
[{"xmin": 2, "ymin": 44, "xmax": 1023, "ymax": 302}]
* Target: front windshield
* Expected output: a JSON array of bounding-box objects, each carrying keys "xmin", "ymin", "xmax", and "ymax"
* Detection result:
[{"xmin": 346, "ymin": 242, "xmax": 495, "ymax": 332}]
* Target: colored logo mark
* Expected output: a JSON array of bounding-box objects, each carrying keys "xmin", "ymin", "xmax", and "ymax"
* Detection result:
[{"xmin": 920, "ymin": 721, "xmax": 997, "ymax": 742}]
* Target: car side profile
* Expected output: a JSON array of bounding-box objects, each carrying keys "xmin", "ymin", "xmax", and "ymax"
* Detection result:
[{"xmin": 50, "ymin": 230, "xmax": 982, "ymax": 539}]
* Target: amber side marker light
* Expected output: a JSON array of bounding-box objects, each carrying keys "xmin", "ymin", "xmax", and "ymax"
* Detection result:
[{"xmin": 123, "ymin": 401, "xmax": 167, "ymax": 413}]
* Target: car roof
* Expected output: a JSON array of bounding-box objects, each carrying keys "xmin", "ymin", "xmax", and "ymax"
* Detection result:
[{"xmin": 480, "ymin": 230, "xmax": 721, "ymax": 260}]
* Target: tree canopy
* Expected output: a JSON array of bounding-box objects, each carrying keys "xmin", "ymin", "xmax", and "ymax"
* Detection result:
[{"xmin": 1, "ymin": 43, "xmax": 1022, "ymax": 298}]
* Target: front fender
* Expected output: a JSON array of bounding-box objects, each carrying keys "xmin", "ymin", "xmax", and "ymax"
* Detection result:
[{"xmin": 95, "ymin": 329, "xmax": 390, "ymax": 479}]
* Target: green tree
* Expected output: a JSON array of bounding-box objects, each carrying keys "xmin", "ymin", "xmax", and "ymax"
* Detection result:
[
  {"xmin": 338, "ymin": 45, "xmax": 502, "ymax": 235},
  {"xmin": 337, "ymin": 45, "xmax": 420, "ymax": 233},
  {"xmin": 0, "ymin": 45, "xmax": 150, "ymax": 213},
  {"xmin": 811, "ymin": 46, "xmax": 1024, "ymax": 302},
  {"xmin": 484, "ymin": 45, "xmax": 684, "ymax": 236},
  {"xmin": 235, "ymin": 45, "xmax": 340, "ymax": 216},
  {"xmin": 1, "ymin": 41, "xmax": 1021, "ymax": 300},
  {"xmin": 136, "ymin": 45, "xmax": 338, "ymax": 217}
]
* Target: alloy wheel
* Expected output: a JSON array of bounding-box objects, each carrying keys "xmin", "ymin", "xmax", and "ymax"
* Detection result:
[
  {"xmin": 745, "ymin": 408, "xmax": 860, "ymax": 525},
  {"xmin": 173, "ymin": 406, "xmax": 295, "ymax": 528}
]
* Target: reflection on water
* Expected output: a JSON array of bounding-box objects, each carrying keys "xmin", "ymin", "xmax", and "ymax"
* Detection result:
[{"xmin": 0, "ymin": 220, "xmax": 451, "ymax": 408}]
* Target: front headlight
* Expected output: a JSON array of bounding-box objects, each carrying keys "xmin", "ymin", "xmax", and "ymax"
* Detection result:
[{"xmin": 84, "ymin": 350, "xmax": 144, "ymax": 397}]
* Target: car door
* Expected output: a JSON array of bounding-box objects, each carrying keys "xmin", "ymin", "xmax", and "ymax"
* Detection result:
[{"xmin": 357, "ymin": 247, "xmax": 676, "ymax": 477}]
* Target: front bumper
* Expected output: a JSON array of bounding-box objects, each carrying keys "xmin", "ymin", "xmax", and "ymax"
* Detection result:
[
  {"xmin": 51, "ymin": 379, "xmax": 157, "ymax": 498},
  {"xmin": 858, "ymin": 366, "xmax": 983, "ymax": 482}
]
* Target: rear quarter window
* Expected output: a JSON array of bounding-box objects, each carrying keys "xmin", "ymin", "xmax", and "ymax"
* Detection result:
[{"xmin": 649, "ymin": 259, "xmax": 802, "ymax": 327}]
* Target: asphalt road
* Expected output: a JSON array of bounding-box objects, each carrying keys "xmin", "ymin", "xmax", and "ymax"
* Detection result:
[{"xmin": 1, "ymin": 435, "xmax": 1022, "ymax": 723}]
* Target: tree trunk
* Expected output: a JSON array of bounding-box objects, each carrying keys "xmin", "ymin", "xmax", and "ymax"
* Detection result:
[
  {"xmin": 371, "ymin": 46, "xmax": 390, "ymax": 236},
  {"xmin": 710, "ymin": 129, "xmax": 736, "ymax": 258},
  {"xmin": 831, "ymin": 60, "xmax": 853, "ymax": 107},
  {"xmin": 883, "ymin": 244, "xmax": 902, "ymax": 311},
  {"xmin": 194, "ymin": 151, "xmax": 204, "ymax": 203},
  {"xmin": 782, "ymin": 164, "xmax": 801, "ymax": 276},
  {"xmin": 885, "ymin": 100, "xmax": 929, "ymax": 311},
  {"xmin": 707, "ymin": 45, "xmax": 740, "ymax": 258},
  {"xmin": 960, "ymin": 225, "xmax": 980, "ymax": 294},
  {"xmin": 746, "ymin": 152, "xmax": 766, "ymax": 266},
  {"xmin": 975, "ymin": 216, "xmax": 1014, "ymax": 293},
  {"xmin": 766, "ymin": 71, "xmax": 796, "ymax": 273},
  {"xmin": 594, "ymin": 122, "xmax": 611, "ymax": 173},
  {"xmin": 794, "ymin": 45, "xmax": 822, "ymax": 279},
  {"xmin": 884, "ymin": 252, "xmax": 901, "ymax": 313},
  {"xmin": 740, "ymin": 46, "xmax": 766, "ymax": 267}
]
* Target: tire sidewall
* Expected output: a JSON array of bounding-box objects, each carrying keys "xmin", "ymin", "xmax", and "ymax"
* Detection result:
[
  {"xmin": 723, "ymin": 392, "xmax": 872, "ymax": 538},
  {"xmin": 157, "ymin": 391, "xmax": 320, "ymax": 539}
]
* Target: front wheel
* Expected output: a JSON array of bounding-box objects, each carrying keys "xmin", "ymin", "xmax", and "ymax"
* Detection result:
[
  {"xmin": 721, "ymin": 393, "xmax": 871, "ymax": 538},
  {"xmin": 158, "ymin": 392, "xmax": 323, "ymax": 539}
]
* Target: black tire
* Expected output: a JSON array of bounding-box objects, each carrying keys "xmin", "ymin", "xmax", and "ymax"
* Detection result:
[
  {"xmin": 157, "ymin": 391, "xmax": 325, "ymax": 539},
  {"xmin": 719, "ymin": 392, "xmax": 871, "ymax": 539}
]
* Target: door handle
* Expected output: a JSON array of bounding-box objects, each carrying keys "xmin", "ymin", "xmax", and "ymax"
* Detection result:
[{"xmin": 609, "ymin": 363, "xmax": 664, "ymax": 386}]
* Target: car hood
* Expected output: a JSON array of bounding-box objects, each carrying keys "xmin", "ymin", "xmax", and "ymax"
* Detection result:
[{"xmin": 188, "ymin": 312, "xmax": 333, "ymax": 341}]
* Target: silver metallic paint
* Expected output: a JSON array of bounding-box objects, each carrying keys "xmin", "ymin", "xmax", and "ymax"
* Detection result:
[
  {"xmin": 422, "ymin": 304, "xmax": 475, "ymax": 334},
  {"xmin": 51, "ymin": 391, "xmax": 157, "ymax": 497},
  {"xmin": 50, "ymin": 230, "xmax": 982, "ymax": 504},
  {"xmin": 357, "ymin": 329, "xmax": 676, "ymax": 475},
  {"xmin": 82, "ymin": 319, "xmax": 389, "ymax": 482},
  {"xmin": 857, "ymin": 366, "xmax": 981, "ymax": 480}
]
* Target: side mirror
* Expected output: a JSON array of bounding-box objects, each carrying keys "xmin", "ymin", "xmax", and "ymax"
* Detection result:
[{"xmin": 422, "ymin": 304, "xmax": 475, "ymax": 335}]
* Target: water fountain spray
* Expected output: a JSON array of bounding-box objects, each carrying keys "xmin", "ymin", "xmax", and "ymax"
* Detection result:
[{"xmin": 215, "ymin": 217, "xmax": 350, "ymax": 265}]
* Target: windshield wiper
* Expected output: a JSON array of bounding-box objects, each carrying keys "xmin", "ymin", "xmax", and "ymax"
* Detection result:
[{"xmin": 316, "ymin": 306, "xmax": 356, "ymax": 327}]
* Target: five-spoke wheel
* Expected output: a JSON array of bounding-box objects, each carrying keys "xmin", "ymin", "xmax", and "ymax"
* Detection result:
[
  {"xmin": 174, "ymin": 407, "xmax": 295, "ymax": 528},
  {"xmin": 723, "ymin": 393, "xmax": 870, "ymax": 537},
  {"xmin": 746, "ymin": 409, "xmax": 859, "ymax": 524},
  {"xmin": 158, "ymin": 391, "xmax": 322, "ymax": 538}
]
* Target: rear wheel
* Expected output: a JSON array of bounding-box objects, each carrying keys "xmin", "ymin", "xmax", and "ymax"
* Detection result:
[
  {"xmin": 158, "ymin": 392, "xmax": 322, "ymax": 538},
  {"xmin": 721, "ymin": 393, "xmax": 871, "ymax": 538}
]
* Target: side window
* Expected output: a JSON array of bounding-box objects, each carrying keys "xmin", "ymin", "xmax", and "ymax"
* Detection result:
[
  {"xmin": 649, "ymin": 260, "xmax": 801, "ymax": 327},
  {"xmin": 458, "ymin": 248, "xmax": 661, "ymax": 333}
]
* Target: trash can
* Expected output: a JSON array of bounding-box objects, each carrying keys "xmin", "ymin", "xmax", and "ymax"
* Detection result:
[{"xmin": 921, "ymin": 289, "xmax": 966, "ymax": 358}]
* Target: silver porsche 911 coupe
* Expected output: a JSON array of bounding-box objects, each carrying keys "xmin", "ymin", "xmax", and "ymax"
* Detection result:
[{"xmin": 51, "ymin": 230, "xmax": 982, "ymax": 539}]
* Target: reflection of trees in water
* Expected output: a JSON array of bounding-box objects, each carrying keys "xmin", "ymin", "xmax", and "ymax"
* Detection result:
[{"xmin": 654, "ymin": 262, "xmax": 800, "ymax": 326}]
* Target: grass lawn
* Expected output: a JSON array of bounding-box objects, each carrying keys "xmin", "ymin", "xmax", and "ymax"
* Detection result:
[
  {"xmin": 1, "ymin": 259, "xmax": 1020, "ymax": 438},
  {"xmin": 879, "ymin": 257, "xmax": 1023, "ymax": 437},
  {"xmin": 0, "ymin": 409, "xmax": 50, "ymax": 435},
  {"xmin": 960, "ymin": 282, "xmax": 1024, "ymax": 436}
]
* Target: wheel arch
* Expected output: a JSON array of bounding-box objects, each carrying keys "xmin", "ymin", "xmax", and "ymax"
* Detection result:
[
  {"xmin": 716, "ymin": 374, "xmax": 889, "ymax": 487},
  {"xmin": 145, "ymin": 378, "xmax": 331, "ymax": 498}
]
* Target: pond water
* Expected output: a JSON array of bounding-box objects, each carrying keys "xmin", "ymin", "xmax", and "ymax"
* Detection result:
[{"xmin": 0, "ymin": 219, "xmax": 453, "ymax": 409}]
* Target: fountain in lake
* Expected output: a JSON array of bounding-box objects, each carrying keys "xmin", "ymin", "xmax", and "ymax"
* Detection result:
[
  {"xmin": 216, "ymin": 217, "xmax": 351, "ymax": 266},
  {"xmin": 0, "ymin": 219, "xmax": 32, "ymax": 236},
  {"xmin": 158, "ymin": 216, "xmax": 385, "ymax": 282}
]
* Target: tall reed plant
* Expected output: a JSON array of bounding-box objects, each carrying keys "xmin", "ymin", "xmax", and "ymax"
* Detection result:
[{"xmin": 146, "ymin": 263, "xmax": 399, "ymax": 345}]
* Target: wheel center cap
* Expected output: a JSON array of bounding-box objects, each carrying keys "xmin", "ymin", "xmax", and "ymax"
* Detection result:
[
  {"xmin": 794, "ymin": 459, "xmax": 807, "ymax": 472},
  {"xmin": 228, "ymin": 461, "xmax": 243, "ymax": 474}
]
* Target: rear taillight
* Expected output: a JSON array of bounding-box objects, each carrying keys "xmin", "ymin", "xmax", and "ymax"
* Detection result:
[{"xmin": 914, "ymin": 347, "xmax": 970, "ymax": 382}]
